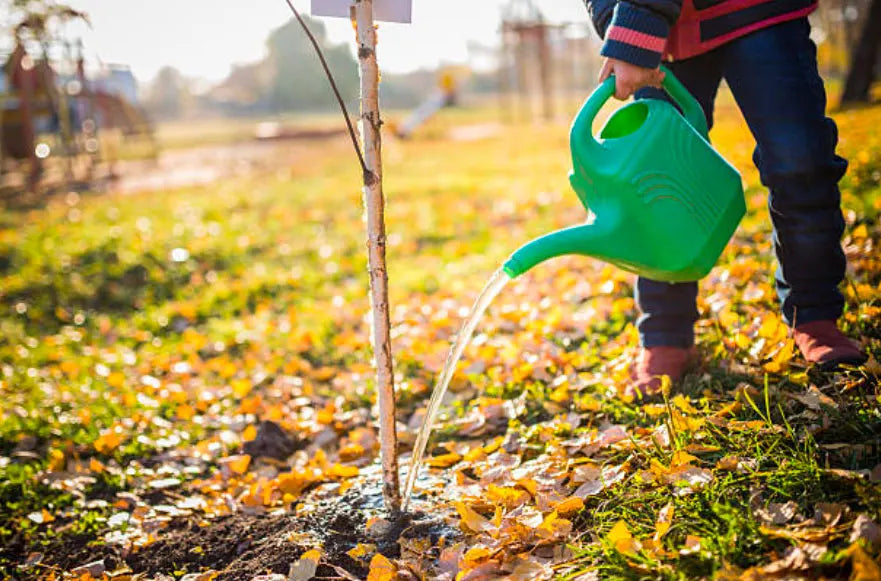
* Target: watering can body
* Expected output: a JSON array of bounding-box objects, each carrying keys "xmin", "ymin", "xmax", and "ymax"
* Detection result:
[{"xmin": 503, "ymin": 67, "xmax": 745, "ymax": 283}]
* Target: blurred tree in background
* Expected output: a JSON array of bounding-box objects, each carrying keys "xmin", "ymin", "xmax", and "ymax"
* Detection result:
[
  {"xmin": 143, "ymin": 66, "xmax": 194, "ymax": 120},
  {"xmin": 264, "ymin": 16, "xmax": 358, "ymax": 112},
  {"xmin": 814, "ymin": 0, "xmax": 880, "ymax": 103},
  {"xmin": 840, "ymin": 0, "xmax": 881, "ymax": 104},
  {"xmin": 2, "ymin": 0, "xmax": 87, "ymax": 49},
  {"xmin": 190, "ymin": 15, "xmax": 359, "ymax": 117},
  {"xmin": 126, "ymin": 1, "xmax": 880, "ymax": 121}
]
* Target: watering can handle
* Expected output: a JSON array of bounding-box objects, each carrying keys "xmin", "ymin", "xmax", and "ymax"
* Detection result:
[
  {"xmin": 570, "ymin": 66, "xmax": 709, "ymax": 152},
  {"xmin": 570, "ymin": 75, "xmax": 616, "ymax": 157},
  {"xmin": 659, "ymin": 65, "xmax": 710, "ymax": 139}
]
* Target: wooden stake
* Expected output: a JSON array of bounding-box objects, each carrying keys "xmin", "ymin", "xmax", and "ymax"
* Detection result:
[{"xmin": 353, "ymin": 0, "xmax": 401, "ymax": 515}]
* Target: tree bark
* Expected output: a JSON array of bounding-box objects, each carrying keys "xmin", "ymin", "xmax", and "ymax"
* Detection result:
[
  {"xmin": 841, "ymin": 0, "xmax": 881, "ymax": 105},
  {"xmin": 353, "ymin": 0, "xmax": 401, "ymax": 515}
]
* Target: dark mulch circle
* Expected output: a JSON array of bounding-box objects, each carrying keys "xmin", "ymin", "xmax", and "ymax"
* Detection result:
[{"xmin": 13, "ymin": 486, "xmax": 457, "ymax": 581}]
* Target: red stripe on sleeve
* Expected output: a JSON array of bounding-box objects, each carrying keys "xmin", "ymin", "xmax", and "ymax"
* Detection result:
[{"xmin": 606, "ymin": 25, "xmax": 667, "ymax": 53}]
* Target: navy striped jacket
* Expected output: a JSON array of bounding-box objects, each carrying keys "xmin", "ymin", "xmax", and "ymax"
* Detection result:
[{"xmin": 585, "ymin": 0, "xmax": 818, "ymax": 68}]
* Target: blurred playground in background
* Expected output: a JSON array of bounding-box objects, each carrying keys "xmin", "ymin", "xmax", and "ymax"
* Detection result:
[
  {"xmin": 1, "ymin": 6, "xmax": 155, "ymax": 198},
  {"xmin": 0, "ymin": 0, "xmax": 877, "ymax": 202}
]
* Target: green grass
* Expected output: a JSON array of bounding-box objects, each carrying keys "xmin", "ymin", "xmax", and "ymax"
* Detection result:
[{"xmin": 1, "ymin": 94, "xmax": 880, "ymax": 579}]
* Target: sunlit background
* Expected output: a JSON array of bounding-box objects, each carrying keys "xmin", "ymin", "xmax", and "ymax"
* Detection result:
[
  {"xmin": 0, "ymin": 0, "xmax": 874, "ymax": 193},
  {"xmin": 61, "ymin": 0, "xmax": 595, "ymax": 81}
]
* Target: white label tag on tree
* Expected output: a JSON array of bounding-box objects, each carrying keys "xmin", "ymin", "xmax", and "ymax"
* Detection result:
[{"xmin": 311, "ymin": 0, "xmax": 412, "ymax": 23}]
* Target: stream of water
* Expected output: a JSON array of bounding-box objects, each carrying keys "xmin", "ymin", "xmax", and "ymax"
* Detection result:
[{"xmin": 402, "ymin": 267, "xmax": 511, "ymax": 510}]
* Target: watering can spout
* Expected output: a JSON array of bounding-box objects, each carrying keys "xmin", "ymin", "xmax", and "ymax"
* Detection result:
[{"xmin": 502, "ymin": 222, "xmax": 617, "ymax": 278}]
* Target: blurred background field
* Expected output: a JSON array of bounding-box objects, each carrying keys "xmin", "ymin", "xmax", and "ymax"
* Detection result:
[{"xmin": 2, "ymin": 0, "xmax": 878, "ymax": 197}]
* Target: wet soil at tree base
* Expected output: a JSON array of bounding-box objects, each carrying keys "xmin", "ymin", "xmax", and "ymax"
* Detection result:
[{"xmin": 11, "ymin": 488, "xmax": 457, "ymax": 580}]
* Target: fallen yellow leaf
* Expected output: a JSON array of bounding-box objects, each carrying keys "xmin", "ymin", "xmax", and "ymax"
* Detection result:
[
  {"xmin": 242, "ymin": 424, "xmax": 257, "ymax": 442},
  {"xmin": 486, "ymin": 485, "xmax": 530, "ymax": 509},
  {"xmin": 848, "ymin": 542, "xmax": 881, "ymax": 581},
  {"xmin": 367, "ymin": 553, "xmax": 396, "ymax": 581},
  {"xmin": 670, "ymin": 450, "xmax": 699, "ymax": 467},
  {"xmin": 654, "ymin": 502, "xmax": 674, "ymax": 542},
  {"xmin": 425, "ymin": 452, "xmax": 462, "ymax": 468},
  {"xmin": 455, "ymin": 501, "xmax": 494, "ymax": 533},
  {"xmin": 607, "ymin": 520, "xmax": 640, "ymax": 555},
  {"xmin": 221, "ymin": 454, "xmax": 251, "ymax": 475},
  {"xmin": 176, "ymin": 404, "xmax": 196, "ymax": 420},
  {"xmin": 554, "ymin": 496, "xmax": 585, "ymax": 516},
  {"xmin": 347, "ymin": 543, "xmax": 376, "ymax": 563},
  {"xmin": 47, "ymin": 448, "xmax": 65, "ymax": 472}
]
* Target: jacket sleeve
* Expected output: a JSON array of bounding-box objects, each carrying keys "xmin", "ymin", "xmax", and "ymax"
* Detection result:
[{"xmin": 583, "ymin": 0, "xmax": 682, "ymax": 69}]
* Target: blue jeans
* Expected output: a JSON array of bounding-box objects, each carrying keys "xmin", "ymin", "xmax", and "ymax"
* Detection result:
[{"xmin": 634, "ymin": 17, "xmax": 847, "ymax": 348}]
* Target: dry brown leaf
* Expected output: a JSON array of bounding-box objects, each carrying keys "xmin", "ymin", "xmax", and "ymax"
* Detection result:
[
  {"xmin": 23, "ymin": 553, "xmax": 43, "ymax": 568},
  {"xmin": 663, "ymin": 466, "xmax": 713, "ymax": 493},
  {"xmin": 573, "ymin": 479, "xmax": 604, "ymax": 499},
  {"xmin": 503, "ymin": 554, "xmax": 554, "ymax": 580},
  {"xmin": 759, "ymin": 521, "xmax": 851, "ymax": 543},
  {"xmin": 71, "ymin": 560, "xmax": 105, "ymax": 578},
  {"xmin": 536, "ymin": 511, "xmax": 573, "ymax": 540},
  {"xmin": 179, "ymin": 572, "xmax": 218, "ymax": 581},
  {"xmin": 755, "ymin": 501, "xmax": 799, "ymax": 525},
  {"xmin": 535, "ymin": 489, "xmax": 567, "ymax": 513},
  {"xmin": 516, "ymin": 506, "xmax": 545, "ymax": 529},
  {"xmin": 679, "ymin": 535, "xmax": 702, "ymax": 556},
  {"xmin": 758, "ymin": 545, "xmax": 815, "ymax": 574},
  {"xmin": 365, "ymin": 516, "xmax": 393, "ymax": 538},
  {"xmin": 851, "ymin": 515, "xmax": 881, "ymax": 548},
  {"xmin": 716, "ymin": 455, "xmax": 756, "ymax": 473},
  {"xmin": 789, "ymin": 386, "xmax": 838, "ymax": 411},
  {"xmin": 570, "ymin": 464, "xmax": 602, "ymax": 485},
  {"xmin": 457, "ymin": 560, "xmax": 505, "ymax": 581},
  {"xmin": 814, "ymin": 502, "xmax": 848, "ymax": 526},
  {"xmin": 437, "ymin": 544, "xmax": 464, "ymax": 578},
  {"xmin": 288, "ymin": 549, "xmax": 321, "ymax": 581},
  {"xmin": 825, "ymin": 468, "xmax": 871, "ymax": 481}
]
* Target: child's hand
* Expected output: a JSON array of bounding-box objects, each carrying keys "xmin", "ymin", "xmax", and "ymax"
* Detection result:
[{"xmin": 599, "ymin": 58, "xmax": 665, "ymax": 100}]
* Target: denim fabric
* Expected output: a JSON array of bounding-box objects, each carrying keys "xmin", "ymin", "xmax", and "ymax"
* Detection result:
[{"xmin": 632, "ymin": 17, "xmax": 847, "ymax": 348}]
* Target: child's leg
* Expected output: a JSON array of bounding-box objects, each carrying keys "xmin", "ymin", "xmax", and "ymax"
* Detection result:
[
  {"xmin": 634, "ymin": 52, "xmax": 724, "ymax": 348},
  {"xmin": 722, "ymin": 18, "xmax": 848, "ymax": 327}
]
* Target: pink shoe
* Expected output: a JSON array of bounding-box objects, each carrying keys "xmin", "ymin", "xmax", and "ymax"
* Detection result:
[
  {"xmin": 627, "ymin": 346, "xmax": 696, "ymax": 398},
  {"xmin": 793, "ymin": 320, "xmax": 867, "ymax": 370}
]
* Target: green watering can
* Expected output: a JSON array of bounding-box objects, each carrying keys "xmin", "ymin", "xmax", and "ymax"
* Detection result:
[{"xmin": 502, "ymin": 66, "xmax": 745, "ymax": 283}]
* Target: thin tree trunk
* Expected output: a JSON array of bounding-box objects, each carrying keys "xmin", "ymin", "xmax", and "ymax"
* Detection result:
[
  {"xmin": 841, "ymin": 0, "xmax": 881, "ymax": 104},
  {"xmin": 353, "ymin": 0, "xmax": 401, "ymax": 515}
]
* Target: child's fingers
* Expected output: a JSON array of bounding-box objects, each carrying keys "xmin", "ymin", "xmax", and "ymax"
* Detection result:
[
  {"xmin": 598, "ymin": 59, "xmax": 613, "ymax": 82},
  {"xmin": 651, "ymin": 68, "xmax": 666, "ymax": 88},
  {"xmin": 614, "ymin": 79, "xmax": 635, "ymax": 100}
]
